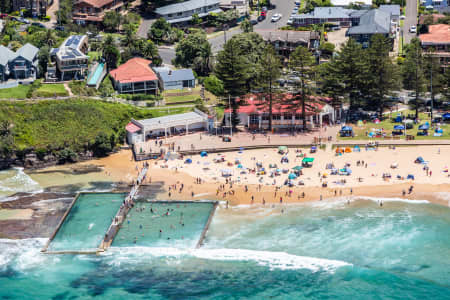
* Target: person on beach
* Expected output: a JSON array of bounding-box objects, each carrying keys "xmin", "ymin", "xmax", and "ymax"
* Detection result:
[{"xmin": 251, "ymin": 195, "xmax": 254, "ymax": 204}]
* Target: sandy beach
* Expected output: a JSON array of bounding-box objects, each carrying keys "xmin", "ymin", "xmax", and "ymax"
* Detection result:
[{"xmin": 78, "ymin": 145, "xmax": 450, "ymax": 207}]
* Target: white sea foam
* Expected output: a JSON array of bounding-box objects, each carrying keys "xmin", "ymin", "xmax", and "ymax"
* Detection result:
[
  {"xmin": 105, "ymin": 247, "xmax": 351, "ymax": 272},
  {"xmin": 0, "ymin": 168, "xmax": 43, "ymax": 198},
  {"xmin": 435, "ymin": 192, "xmax": 450, "ymax": 207},
  {"xmin": 356, "ymin": 196, "xmax": 430, "ymax": 204},
  {"xmin": 0, "ymin": 238, "xmax": 48, "ymax": 272}
]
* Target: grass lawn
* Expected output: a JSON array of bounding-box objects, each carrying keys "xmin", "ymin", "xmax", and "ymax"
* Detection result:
[
  {"xmin": 165, "ymin": 94, "xmax": 199, "ymax": 104},
  {"xmin": 149, "ymin": 106, "xmax": 194, "ymax": 117},
  {"xmin": 0, "ymin": 85, "xmax": 31, "ymax": 99},
  {"xmin": 34, "ymin": 84, "xmax": 69, "ymax": 98},
  {"xmin": 338, "ymin": 110, "xmax": 450, "ymax": 141}
]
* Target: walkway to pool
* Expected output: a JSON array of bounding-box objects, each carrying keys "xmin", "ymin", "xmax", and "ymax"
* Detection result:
[{"xmin": 99, "ymin": 165, "xmax": 149, "ymax": 251}]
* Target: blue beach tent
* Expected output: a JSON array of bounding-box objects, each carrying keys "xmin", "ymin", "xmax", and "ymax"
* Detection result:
[
  {"xmin": 443, "ymin": 113, "xmax": 450, "ymax": 121},
  {"xmin": 418, "ymin": 124, "xmax": 429, "ymax": 130},
  {"xmin": 394, "ymin": 125, "xmax": 405, "ymax": 130},
  {"xmin": 185, "ymin": 158, "xmax": 192, "ymax": 164},
  {"xmin": 288, "ymin": 173, "xmax": 298, "ymax": 180},
  {"xmin": 200, "ymin": 151, "xmax": 208, "ymax": 157}
]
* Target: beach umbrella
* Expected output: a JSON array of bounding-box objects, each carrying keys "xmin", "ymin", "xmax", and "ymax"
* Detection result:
[
  {"xmin": 288, "ymin": 173, "xmax": 298, "ymax": 180},
  {"xmin": 443, "ymin": 113, "xmax": 450, "ymax": 120},
  {"xmin": 394, "ymin": 125, "xmax": 405, "ymax": 130},
  {"xmin": 237, "ymin": 164, "xmax": 243, "ymax": 168},
  {"xmin": 418, "ymin": 124, "xmax": 429, "ymax": 130},
  {"xmin": 292, "ymin": 166, "xmax": 303, "ymax": 171},
  {"xmin": 278, "ymin": 146, "xmax": 288, "ymax": 153},
  {"xmin": 200, "ymin": 151, "xmax": 208, "ymax": 157},
  {"xmin": 185, "ymin": 158, "xmax": 192, "ymax": 164},
  {"xmin": 276, "ymin": 169, "xmax": 281, "ymax": 172}
]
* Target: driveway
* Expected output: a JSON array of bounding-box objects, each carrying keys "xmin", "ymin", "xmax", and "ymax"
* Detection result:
[
  {"xmin": 402, "ymin": 0, "xmax": 418, "ymax": 45},
  {"xmin": 46, "ymin": 0, "xmax": 59, "ymax": 27}
]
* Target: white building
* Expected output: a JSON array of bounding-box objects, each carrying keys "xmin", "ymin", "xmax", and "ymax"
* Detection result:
[{"xmin": 126, "ymin": 109, "xmax": 209, "ymax": 144}]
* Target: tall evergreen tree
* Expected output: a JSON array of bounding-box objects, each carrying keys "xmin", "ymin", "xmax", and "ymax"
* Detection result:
[
  {"xmin": 102, "ymin": 35, "xmax": 120, "ymax": 70},
  {"xmin": 289, "ymin": 46, "xmax": 315, "ymax": 131},
  {"xmin": 174, "ymin": 31, "xmax": 212, "ymax": 76},
  {"xmin": 402, "ymin": 38, "xmax": 426, "ymax": 119},
  {"xmin": 215, "ymin": 38, "xmax": 250, "ymax": 127},
  {"xmin": 424, "ymin": 49, "xmax": 445, "ymax": 120},
  {"xmin": 365, "ymin": 34, "xmax": 399, "ymax": 117}
]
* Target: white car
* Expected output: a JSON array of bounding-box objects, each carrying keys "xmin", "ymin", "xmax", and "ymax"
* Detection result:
[
  {"xmin": 287, "ymin": 18, "xmax": 294, "ymax": 25},
  {"xmin": 410, "ymin": 25, "xmax": 417, "ymax": 33},
  {"xmin": 271, "ymin": 13, "xmax": 282, "ymax": 22},
  {"xmin": 400, "ymin": 15, "xmax": 405, "ymax": 20}
]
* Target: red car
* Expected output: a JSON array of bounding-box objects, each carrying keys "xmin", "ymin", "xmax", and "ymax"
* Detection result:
[
  {"xmin": 0, "ymin": 13, "xmax": 8, "ymax": 19},
  {"xmin": 260, "ymin": 11, "xmax": 267, "ymax": 17}
]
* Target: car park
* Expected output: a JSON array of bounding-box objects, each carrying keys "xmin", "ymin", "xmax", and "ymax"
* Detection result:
[{"xmin": 271, "ymin": 13, "xmax": 282, "ymax": 22}]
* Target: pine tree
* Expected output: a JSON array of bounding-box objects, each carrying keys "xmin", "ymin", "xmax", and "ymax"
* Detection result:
[
  {"xmin": 424, "ymin": 49, "xmax": 445, "ymax": 121},
  {"xmin": 259, "ymin": 45, "xmax": 282, "ymax": 131},
  {"xmin": 365, "ymin": 34, "xmax": 399, "ymax": 118},
  {"xmin": 322, "ymin": 38, "xmax": 367, "ymax": 113},
  {"xmin": 289, "ymin": 46, "xmax": 315, "ymax": 131},
  {"xmin": 402, "ymin": 38, "xmax": 426, "ymax": 119}
]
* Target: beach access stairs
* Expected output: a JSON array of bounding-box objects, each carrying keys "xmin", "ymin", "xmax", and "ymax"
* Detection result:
[{"xmin": 98, "ymin": 165, "xmax": 148, "ymax": 251}]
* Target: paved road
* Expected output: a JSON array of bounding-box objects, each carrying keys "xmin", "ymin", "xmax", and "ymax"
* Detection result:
[
  {"xmin": 157, "ymin": 0, "xmax": 295, "ymax": 63},
  {"xmin": 402, "ymin": 0, "xmax": 418, "ymax": 45}
]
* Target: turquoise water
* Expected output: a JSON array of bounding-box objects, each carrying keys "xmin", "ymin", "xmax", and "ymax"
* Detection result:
[
  {"xmin": 1, "ymin": 198, "xmax": 450, "ymax": 299},
  {"xmin": 88, "ymin": 63, "xmax": 104, "ymax": 86},
  {"xmin": 48, "ymin": 193, "xmax": 125, "ymax": 251},
  {"xmin": 112, "ymin": 201, "xmax": 215, "ymax": 248}
]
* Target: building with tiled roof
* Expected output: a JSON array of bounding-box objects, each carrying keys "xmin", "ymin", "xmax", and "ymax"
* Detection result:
[
  {"xmin": 109, "ymin": 58, "xmax": 159, "ymax": 94},
  {"xmin": 223, "ymin": 94, "xmax": 337, "ymax": 130},
  {"xmin": 73, "ymin": 0, "xmax": 125, "ymax": 25},
  {"xmin": 419, "ymin": 24, "xmax": 450, "ymax": 69}
]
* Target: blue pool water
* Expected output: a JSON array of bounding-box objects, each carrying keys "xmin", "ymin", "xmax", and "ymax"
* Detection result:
[
  {"xmin": 88, "ymin": 63, "xmax": 104, "ymax": 86},
  {"xmin": 1, "ymin": 197, "xmax": 450, "ymax": 299},
  {"xmin": 48, "ymin": 193, "xmax": 125, "ymax": 251}
]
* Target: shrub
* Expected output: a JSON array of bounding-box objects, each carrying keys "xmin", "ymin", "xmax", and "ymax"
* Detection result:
[{"xmin": 203, "ymin": 75, "xmax": 224, "ymax": 96}]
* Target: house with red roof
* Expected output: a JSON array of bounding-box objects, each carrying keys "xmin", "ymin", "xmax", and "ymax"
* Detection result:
[
  {"xmin": 419, "ymin": 24, "xmax": 450, "ymax": 69},
  {"xmin": 109, "ymin": 58, "xmax": 159, "ymax": 94},
  {"xmin": 224, "ymin": 94, "xmax": 338, "ymax": 130},
  {"xmin": 73, "ymin": 0, "xmax": 125, "ymax": 25}
]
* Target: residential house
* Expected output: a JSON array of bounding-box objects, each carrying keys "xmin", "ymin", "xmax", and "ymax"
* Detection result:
[
  {"xmin": 12, "ymin": 0, "xmax": 47, "ymax": 17},
  {"xmin": 331, "ymin": 0, "xmax": 372, "ymax": 7},
  {"xmin": 8, "ymin": 43, "xmax": 39, "ymax": 80},
  {"xmin": 155, "ymin": 0, "xmax": 222, "ymax": 24},
  {"xmin": 346, "ymin": 9, "xmax": 392, "ymax": 48},
  {"xmin": 255, "ymin": 29, "xmax": 320, "ymax": 57},
  {"xmin": 224, "ymin": 94, "xmax": 338, "ymax": 130},
  {"xmin": 421, "ymin": 0, "xmax": 448, "ymax": 9},
  {"xmin": 50, "ymin": 35, "xmax": 89, "ymax": 81},
  {"xmin": 73, "ymin": 0, "xmax": 125, "ymax": 25},
  {"xmin": 153, "ymin": 67, "xmax": 196, "ymax": 91},
  {"xmin": 292, "ymin": 7, "xmax": 367, "ymax": 27},
  {"xmin": 379, "ymin": 4, "xmax": 400, "ymax": 23},
  {"xmin": 418, "ymin": 13, "xmax": 445, "ymax": 24},
  {"xmin": 419, "ymin": 24, "xmax": 450, "ymax": 69},
  {"xmin": 0, "ymin": 45, "xmax": 15, "ymax": 82},
  {"xmin": 109, "ymin": 58, "xmax": 159, "ymax": 94}
]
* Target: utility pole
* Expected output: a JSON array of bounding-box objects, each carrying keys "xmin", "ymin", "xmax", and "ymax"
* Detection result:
[
  {"xmin": 430, "ymin": 55, "xmax": 433, "ymax": 125},
  {"xmin": 229, "ymin": 94, "xmax": 233, "ymax": 136}
]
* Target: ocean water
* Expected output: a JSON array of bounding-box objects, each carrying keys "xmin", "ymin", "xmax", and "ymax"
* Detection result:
[{"xmin": 1, "ymin": 196, "xmax": 450, "ymax": 299}]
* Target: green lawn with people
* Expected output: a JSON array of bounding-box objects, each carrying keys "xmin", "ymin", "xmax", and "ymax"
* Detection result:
[{"xmin": 338, "ymin": 110, "xmax": 450, "ymax": 141}]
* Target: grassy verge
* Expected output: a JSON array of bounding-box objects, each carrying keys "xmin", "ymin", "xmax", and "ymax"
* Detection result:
[
  {"xmin": 338, "ymin": 110, "xmax": 450, "ymax": 141},
  {"xmin": 34, "ymin": 84, "xmax": 68, "ymax": 98},
  {"xmin": 165, "ymin": 94, "xmax": 199, "ymax": 104},
  {"xmin": 0, "ymin": 85, "xmax": 31, "ymax": 99}
]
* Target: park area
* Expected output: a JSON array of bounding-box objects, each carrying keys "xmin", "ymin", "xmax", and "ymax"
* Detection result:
[{"xmin": 338, "ymin": 110, "xmax": 450, "ymax": 141}]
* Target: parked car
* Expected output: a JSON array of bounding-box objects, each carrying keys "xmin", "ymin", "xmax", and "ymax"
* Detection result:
[
  {"xmin": 250, "ymin": 19, "xmax": 258, "ymax": 25},
  {"xmin": 0, "ymin": 13, "xmax": 8, "ymax": 19},
  {"xmin": 262, "ymin": 6, "xmax": 268, "ymax": 12},
  {"xmin": 409, "ymin": 25, "xmax": 416, "ymax": 33},
  {"xmin": 31, "ymin": 22, "xmax": 45, "ymax": 28},
  {"xmin": 295, "ymin": 0, "xmax": 301, "ymax": 5},
  {"xmin": 260, "ymin": 11, "xmax": 267, "ymax": 17},
  {"xmin": 257, "ymin": 15, "xmax": 265, "ymax": 22},
  {"xmin": 271, "ymin": 13, "xmax": 282, "ymax": 22},
  {"xmin": 287, "ymin": 18, "xmax": 293, "ymax": 25},
  {"xmin": 400, "ymin": 15, "xmax": 405, "ymax": 20}
]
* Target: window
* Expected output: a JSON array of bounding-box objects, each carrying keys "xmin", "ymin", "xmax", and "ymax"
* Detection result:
[
  {"xmin": 272, "ymin": 114, "xmax": 281, "ymax": 120},
  {"xmin": 295, "ymin": 114, "xmax": 302, "ymax": 120},
  {"xmin": 262, "ymin": 114, "xmax": 269, "ymax": 121},
  {"xmin": 284, "ymin": 114, "xmax": 292, "ymax": 120},
  {"xmin": 250, "ymin": 114, "xmax": 259, "ymax": 124}
]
